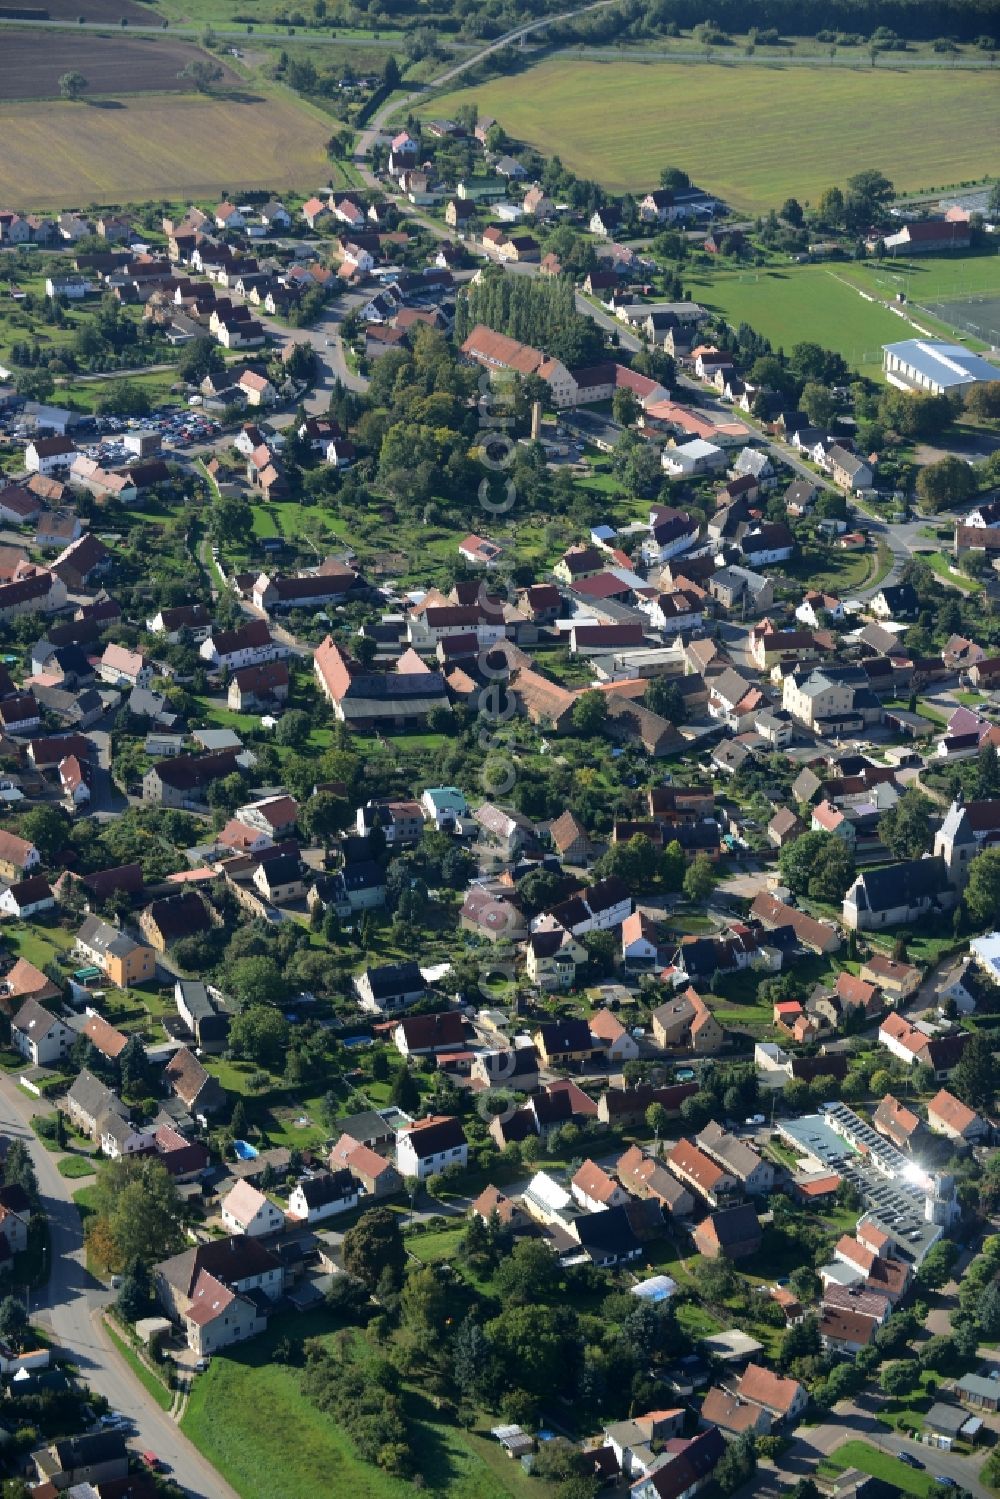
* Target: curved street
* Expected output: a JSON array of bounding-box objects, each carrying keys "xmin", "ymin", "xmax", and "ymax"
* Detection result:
[{"xmin": 0, "ymin": 1075, "xmax": 239, "ymax": 1499}]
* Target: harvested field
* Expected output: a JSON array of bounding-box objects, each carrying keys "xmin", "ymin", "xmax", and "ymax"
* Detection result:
[
  {"xmin": 0, "ymin": 93, "xmax": 332, "ymax": 208},
  {"xmin": 0, "ymin": 31, "xmax": 239, "ymax": 98},
  {"xmin": 0, "ymin": 0, "xmax": 155, "ymax": 21}
]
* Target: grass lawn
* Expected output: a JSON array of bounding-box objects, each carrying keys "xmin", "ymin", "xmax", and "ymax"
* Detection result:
[
  {"xmin": 819, "ymin": 1440, "xmax": 943, "ymax": 1497},
  {"xmin": 423, "ymin": 59, "xmax": 1000, "ymax": 212},
  {"xmin": 104, "ymin": 1316, "xmax": 173, "ymax": 1412},
  {"xmin": 684, "ymin": 262, "xmax": 913, "ymax": 375},
  {"xmin": 406, "ymin": 1225, "xmax": 467, "ymax": 1264},
  {"xmin": 5, "ymin": 921, "xmax": 75, "ymax": 975},
  {"xmin": 840, "ymin": 247, "xmax": 1000, "ymax": 305},
  {"xmin": 57, "ymin": 1154, "xmax": 96, "ymax": 1179},
  {"xmin": 0, "ymin": 91, "xmax": 332, "ymax": 209},
  {"xmin": 923, "ymin": 551, "xmax": 983, "ymax": 593},
  {"xmin": 182, "ymin": 1312, "xmax": 535, "ymax": 1499}
]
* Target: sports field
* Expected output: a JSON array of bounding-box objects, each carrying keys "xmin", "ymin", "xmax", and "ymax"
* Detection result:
[
  {"xmin": 426, "ymin": 58, "xmax": 1000, "ymax": 211},
  {"xmin": 684, "ymin": 263, "xmax": 913, "ymax": 374},
  {"xmin": 0, "ymin": 93, "xmax": 332, "ymax": 208},
  {"xmin": 835, "ymin": 251, "xmax": 1000, "ymax": 345}
]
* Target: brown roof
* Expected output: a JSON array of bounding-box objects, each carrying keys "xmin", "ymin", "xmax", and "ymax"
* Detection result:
[
  {"xmin": 928, "ymin": 1087, "xmax": 979, "ymax": 1136},
  {"xmin": 83, "ymin": 1013, "xmax": 129, "ymax": 1059},
  {"xmin": 549, "ymin": 808, "xmax": 590, "ymax": 855},
  {"xmin": 571, "ymin": 1158, "xmax": 621, "ymax": 1205},
  {"xmin": 0, "ymin": 829, "xmax": 36, "ymax": 869},
  {"xmin": 667, "ymin": 1138, "xmax": 725, "ymax": 1191},
  {"xmin": 736, "ymin": 1363, "xmax": 803, "ymax": 1416},
  {"xmin": 819, "ymin": 1306, "xmax": 876, "ymax": 1348},
  {"xmin": 3, "ymin": 957, "xmax": 59, "ymax": 1003}
]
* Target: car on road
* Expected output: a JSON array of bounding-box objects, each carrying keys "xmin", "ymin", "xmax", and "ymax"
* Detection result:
[
  {"xmin": 141, "ymin": 1453, "xmax": 162, "ymax": 1471},
  {"xmin": 896, "ymin": 1451, "xmax": 924, "ymax": 1469},
  {"xmin": 195, "ymin": 1357, "xmax": 210, "ymax": 1371},
  {"xmin": 933, "ymin": 1479, "xmax": 956, "ymax": 1489}
]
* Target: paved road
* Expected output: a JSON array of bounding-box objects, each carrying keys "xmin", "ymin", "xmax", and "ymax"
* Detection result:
[
  {"xmin": 759, "ymin": 1391, "xmax": 992, "ymax": 1498},
  {"xmin": 0, "ymin": 1075, "xmax": 239, "ymax": 1499}
]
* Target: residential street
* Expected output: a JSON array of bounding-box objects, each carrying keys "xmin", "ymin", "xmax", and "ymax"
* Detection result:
[
  {"xmin": 755, "ymin": 1393, "xmax": 992, "ymax": 1498},
  {"xmin": 0, "ymin": 1075, "xmax": 239, "ymax": 1499}
]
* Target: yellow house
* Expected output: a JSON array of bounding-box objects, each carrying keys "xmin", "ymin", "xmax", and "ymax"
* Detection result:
[
  {"xmin": 526, "ymin": 930, "xmax": 587, "ymax": 991},
  {"xmin": 533, "ymin": 1018, "xmax": 596, "ymax": 1068},
  {"xmin": 76, "ymin": 914, "xmax": 156, "ymax": 988}
]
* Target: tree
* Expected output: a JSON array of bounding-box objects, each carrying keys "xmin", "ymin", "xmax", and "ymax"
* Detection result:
[
  {"xmin": 59, "ymin": 71, "xmax": 88, "ymax": 99},
  {"xmin": 780, "ymin": 197, "xmax": 804, "ymax": 227},
  {"xmin": 119, "ymin": 1034, "xmax": 152, "ymax": 1096},
  {"xmin": 880, "ymin": 1359, "xmax": 915, "ymax": 1395},
  {"xmin": 977, "ymin": 744, "xmax": 1000, "ymax": 799},
  {"xmin": 779, "ymin": 831, "xmax": 854, "ymax": 903},
  {"xmin": 274, "ymin": 710, "xmax": 310, "ymax": 748},
  {"xmin": 952, "ymin": 1030, "xmax": 998, "ymax": 1110},
  {"xmin": 382, "ymin": 53, "xmax": 401, "ymax": 89},
  {"xmin": 3, "ymin": 1140, "xmax": 36, "ymax": 1203},
  {"xmin": 800, "ymin": 380, "xmax": 835, "ymax": 428},
  {"xmin": 915, "ymin": 454, "xmax": 978, "ymax": 514},
  {"xmin": 612, "ymin": 386, "xmax": 640, "ymax": 427},
  {"xmin": 644, "ymin": 677, "xmax": 686, "ymax": 724},
  {"xmin": 454, "ymin": 1316, "xmax": 495, "ymax": 1403},
  {"xmin": 0, "ymin": 1297, "xmax": 27, "ymax": 1349},
  {"xmin": 683, "ymin": 853, "xmax": 717, "ymax": 903},
  {"xmin": 493, "ymin": 1238, "xmax": 558, "ymax": 1305},
  {"xmin": 844, "ymin": 168, "xmax": 894, "ymax": 229},
  {"xmin": 177, "ymin": 335, "xmax": 223, "ymax": 383},
  {"xmin": 87, "ymin": 1157, "xmax": 184, "ymax": 1270},
  {"xmin": 788, "ymin": 1265, "xmax": 820, "ymax": 1303},
  {"xmin": 19, "ymin": 804, "xmax": 69, "ymax": 862},
  {"xmin": 715, "ymin": 1431, "xmax": 756, "ymax": 1496},
  {"xmin": 965, "ymin": 382, "xmax": 1000, "ymax": 421},
  {"xmin": 659, "ymin": 166, "xmax": 691, "ymax": 192},
  {"xmin": 116, "ymin": 1258, "xmax": 151, "ymax": 1322},
  {"xmin": 341, "ymin": 1207, "xmax": 405, "ymax": 1292},
  {"xmin": 646, "ymin": 1102, "xmax": 669, "ymax": 1144},
  {"xmin": 389, "ymin": 1061, "xmax": 420, "ymax": 1113},
  {"xmin": 818, "ymin": 185, "xmax": 845, "ymax": 228},
  {"xmin": 179, "ymin": 58, "xmax": 224, "ymax": 92},
  {"xmin": 878, "ymin": 787, "xmax": 933, "ymax": 860},
  {"xmin": 916, "ymin": 1239, "xmax": 959, "ymax": 1292},
  {"xmin": 228, "ymin": 958, "xmax": 286, "ymax": 1010},
  {"xmin": 228, "ymin": 1004, "xmax": 288, "ymax": 1068},
  {"xmin": 571, "ymin": 690, "xmax": 607, "ymax": 736},
  {"xmin": 965, "ymin": 847, "xmax": 1000, "ymax": 928}
]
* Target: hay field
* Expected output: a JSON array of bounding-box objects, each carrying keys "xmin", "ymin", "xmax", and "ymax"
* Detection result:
[
  {"xmin": 0, "ymin": 93, "xmax": 332, "ymax": 208},
  {"xmin": 426, "ymin": 58, "xmax": 1000, "ymax": 211}
]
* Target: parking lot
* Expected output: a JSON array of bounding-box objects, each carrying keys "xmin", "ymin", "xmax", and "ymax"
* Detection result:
[{"xmin": 0, "ymin": 405, "xmax": 222, "ymax": 455}]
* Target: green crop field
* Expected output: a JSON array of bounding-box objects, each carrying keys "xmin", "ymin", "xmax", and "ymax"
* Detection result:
[
  {"xmin": 425, "ymin": 58, "xmax": 1000, "ymax": 211},
  {"xmin": 0, "ymin": 92, "xmax": 332, "ymax": 209}
]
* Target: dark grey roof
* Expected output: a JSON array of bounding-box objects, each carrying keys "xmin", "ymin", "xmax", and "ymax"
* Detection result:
[
  {"xmin": 573, "ymin": 1204, "xmax": 642, "ymax": 1259},
  {"xmin": 360, "ymin": 961, "xmax": 423, "ymax": 998},
  {"xmin": 66, "ymin": 1068, "xmax": 127, "ymax": 1126},
  {"xmin": 703, "ymin": 1201, "xmax": 761, "ymax": 1247},
  {"xmin": 296, "ymin": 1169, "xmax": 355, "ymax": 1208},
  {"xmin": 851, "ymin": 856, "xmax": 950, "ymax": 914}
]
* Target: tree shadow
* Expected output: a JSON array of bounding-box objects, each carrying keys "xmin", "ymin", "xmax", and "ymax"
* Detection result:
[{"xmin": 84, "ymin": 98, "xmax": 126, "ymax": 108}]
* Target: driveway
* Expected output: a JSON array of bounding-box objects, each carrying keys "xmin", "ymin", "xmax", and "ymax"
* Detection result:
[{"xmin": 0, "ymin": 1075, "xmax": 238, "ymax": 1499}]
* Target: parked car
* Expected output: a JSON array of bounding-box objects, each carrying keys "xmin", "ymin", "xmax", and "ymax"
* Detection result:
[{"xmin": 896, "ymin": 1452, "xmax": 924, "ymax": 1470}]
